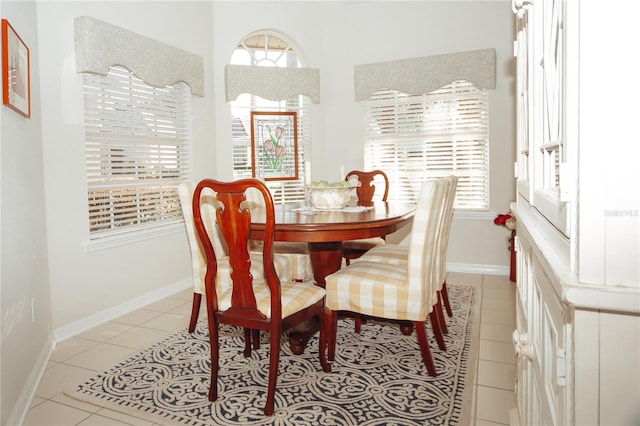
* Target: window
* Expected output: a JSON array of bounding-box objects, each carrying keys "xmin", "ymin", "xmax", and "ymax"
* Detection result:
[
  {"xmin": 230, "ymin": 31, "xmax": 310, "ymax": 203},
  {"xmin": 84, "ymin": 66, "xmax": 191, "ymax": 240},
  {"xmin": 364, "ymin": 80, "xmax": 489, "ymax": 209}
]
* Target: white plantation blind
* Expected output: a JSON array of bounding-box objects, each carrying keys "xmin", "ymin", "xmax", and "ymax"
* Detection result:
[
  {"xmin": 84, "ymin": 66, "xmax": 191, "ymax": 239},
  {"xmin": 364, "ymin": 80, "xmax": 489, "ymax": 209}
]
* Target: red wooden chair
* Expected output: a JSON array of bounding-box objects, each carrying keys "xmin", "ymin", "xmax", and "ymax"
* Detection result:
[
  {"xmin": 192, "ymin": 178, "xmax": 331, "ymax": 416},
  {"xmin": 178, "ymin": 182, "xmax": 301, "ymax": 334}
]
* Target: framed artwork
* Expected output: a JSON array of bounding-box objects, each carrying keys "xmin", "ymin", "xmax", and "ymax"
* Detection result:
[
  {"xmin": 250, "ymin": 111, "xmax": 299, "ymax": 181},
  {"xmin": 2, "ymin": 19, "xmax": 30, "ymax": 118}
]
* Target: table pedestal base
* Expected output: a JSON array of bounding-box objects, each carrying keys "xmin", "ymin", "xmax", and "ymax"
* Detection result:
[{"xmin": 287, "ymin": 241, "xmax": 342, "ymax": 354}]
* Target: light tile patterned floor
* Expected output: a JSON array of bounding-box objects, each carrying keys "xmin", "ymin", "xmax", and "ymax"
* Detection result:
[{"xmin": 24, "ymin": 273, "xmax": 516, "ymax": 425}]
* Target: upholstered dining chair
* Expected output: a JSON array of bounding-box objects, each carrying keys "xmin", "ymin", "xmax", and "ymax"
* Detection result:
[
  {"xmin": 355, "ymin": 176, "xmax": 459, "ymax": 329},
  {"xmin": 342, "ymin": 169, "xmax": 390, "ymax": 266},
  {"xmin": 324, "ymin": 178, "xmax": 449, "ymax": 376},
  {"xmin": 245, "ymin": 185, "xmax": 313, "ymax": 282},
  {"xmin": 191, "ymin": 178, "xmax": 331, "ymax": 416},
  {"xmin": 179, "ymin": 182, "xmax": 300, "ymax": 333}
]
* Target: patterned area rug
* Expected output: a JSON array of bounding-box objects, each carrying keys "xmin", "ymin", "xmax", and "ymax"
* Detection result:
[{"xmin": 70, "ymin": 284, "xmax": 478, "ymax": 425}]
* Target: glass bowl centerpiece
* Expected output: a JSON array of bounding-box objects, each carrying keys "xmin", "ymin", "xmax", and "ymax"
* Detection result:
[{"xmin": 308, "ymin": 181, "xmax": 357, "ymax": 210}]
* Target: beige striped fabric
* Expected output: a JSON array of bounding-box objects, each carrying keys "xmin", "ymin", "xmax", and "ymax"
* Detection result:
[
  {"xmin": 355, "ymin": 176, "xmax": 458, "ymax": 299},
  {"xmin": 433, "ymin": 176, "xmax": 458, "ymax": 296},
  {"xmin": 217, "ymin": 279, "xmax": 325, "ymax": 319},
  {"xmin": 355, "ymin": 244, "xmax": 408, "ymax": 265},
  {"xmin": 248, "ymin": 241, "xmax": 313, "ymax": 281},
  {"xmin": 325, "ymin": 178, "xmax": 448, "ymax": 321},
  {"xmin": 272, "ymin": 245, "xmax": 313, "ymax": 281},
  {"xmin": 178, "ymin": 182, "xmax": 294, "ymax": 297},
  {"xmin": 245, "ymin": 186, "xmax": 313, "ymax": 281}
]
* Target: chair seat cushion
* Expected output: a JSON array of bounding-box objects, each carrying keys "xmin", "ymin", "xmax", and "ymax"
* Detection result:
[
  {"xmin": 324, "ymin": 261, "xmax": 429, "ymax": 321},
  {"xmin": 250, "ymin": 241, "xmax": 312, "ymax": 281},
  {"xmin": 218, "ymin": 280, "xmax": 325, "ymax": 319},
  {"xmin": 356, "ymin": 244, "xmax": 408, "ymax": 265},
  {"xmin": 277, "ymin": 252, "xmax": 313, "ymax": 281}
]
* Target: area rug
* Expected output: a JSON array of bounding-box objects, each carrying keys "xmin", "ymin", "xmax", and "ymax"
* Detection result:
[{"xmin": 69, "ymin": 284, "xmax": 478, "ymax": 425}]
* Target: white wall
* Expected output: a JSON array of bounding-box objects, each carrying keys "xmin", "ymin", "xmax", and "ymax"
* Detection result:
[
  {"xmin": 1, "ymin": 1, "xmax": 53, "ymax": 424},
  {"xmin": 211, "ymin": 1, "xmax": 516, "ymax": 272},
  {"xmin": 35, "ymin": 1, "xmax": 216, "ymax": 339}
]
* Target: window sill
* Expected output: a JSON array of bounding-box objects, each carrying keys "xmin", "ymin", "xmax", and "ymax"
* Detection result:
[
  {"xmin": 453, "ymin": 210, "xmax": 497, "ymax": 220},
  {"xmin": 83, "ymin": 222, "xmax": 184, "ymax": 253}
]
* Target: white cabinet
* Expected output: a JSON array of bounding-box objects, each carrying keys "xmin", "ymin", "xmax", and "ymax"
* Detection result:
[
  {"xmin": 511, "ymin": 0, "xmax": 640, "ymax": 424},
  {"xmin": 511, "ymin": 220, "xmax": 568, "ymax": 425},
  {"xmin": 512, "ymin": 223, "xmax": 570, "ymax": 426}
]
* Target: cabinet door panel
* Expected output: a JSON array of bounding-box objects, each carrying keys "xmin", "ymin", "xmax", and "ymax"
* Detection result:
[{"xmin": 531, "ymin": 257, "xmax": 568, "ymax": 425}]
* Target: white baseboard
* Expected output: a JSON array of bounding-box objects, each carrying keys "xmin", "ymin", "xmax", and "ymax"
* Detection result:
[
  {"xmin": 7, "ymin": 335, "xmax": 55, "ymax": 426},
  {"xmin": 447, "ymin": 262, "xmax": 510, "ymax": 276},
  {"xmin": 54, "ymin": 278, "xmax": 191, "ymax": 343}
]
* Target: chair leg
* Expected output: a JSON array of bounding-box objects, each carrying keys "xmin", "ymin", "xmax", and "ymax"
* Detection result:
[
  {"xmin": 252, "ymin": 329, "xmax": 261, "ymax": 350},
  {"xmin": 442, "ymin": 282, "xmax": 453, "ymax": 317},
  {"xmin": 208, "ymin": 318, "xmax": 220, "ymax": 402},
  {"xmin": 328, "ymin": 310, "xmax": 338, "ymax": 362},
  {"xmin": 188, "ymin": 293, "xmax": 202, "ymax": 333},
  {"xmin": 414, "ymin": 321, "xmax": 437, "ymax": 377},
  {"xmin": 319, "ymin": 308, "xmax": 332, "ymax": 373},
  {"xmin": 429, "ymin": 310, "xmax": 447, "ymax": 351},
  {"xmin": 264, "ymin": 329, "xmax": 281, "ymax": 416},
  {"xmin": 436, "ymin": 292, "xmax": 448, "ymax": 335},
  {"xmin": 354, "ymin": 316, "xmax": 362, "ymax": 334},
  {"xmin": 243, "ymin": 328, "xmax": 252, "ymax": 357}
]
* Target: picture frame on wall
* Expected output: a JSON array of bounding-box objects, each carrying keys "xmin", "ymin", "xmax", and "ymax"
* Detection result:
[
  {"xmin": 250, "ymin": 111, "xmax": 299, "ymax": 181},
  {"xmin": 2, "ymin": 19, "xmax": 30, "ymax": 118}
]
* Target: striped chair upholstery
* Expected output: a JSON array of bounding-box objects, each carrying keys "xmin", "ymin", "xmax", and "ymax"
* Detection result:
[
  {"xmin": 245, "ymin": 186, "xmax": 313, "ymax": 281},
  {"xmin": 178, "ymin": 182, "xmax": 294, "ymax": 333},
  {"xmin": 324, "ymin": 178, "xmax": 449, "ymax": 376},
  {"xmin": 432, "ymin": 176, "xmax": 458, "ymax": 318},
  {"xmin": 191, "ymin": 178, "xmax": 330, "ymax": 415},
  {"xmin": 356, "ymin": 243, "xmax": 409, "ymax": 266},
  {"xmin": 355, "ymin": 176, "xmax": 458, "ymax": 321}
]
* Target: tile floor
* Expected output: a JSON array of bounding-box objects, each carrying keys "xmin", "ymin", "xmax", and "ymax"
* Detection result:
[{"xmin": 23, "ymin": 272, "xmax": 516, "ymax": 425}]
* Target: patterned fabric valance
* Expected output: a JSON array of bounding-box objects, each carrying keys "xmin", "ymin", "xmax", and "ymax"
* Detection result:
[
  {"xmin": 354, "ymin": 48, "xmax": 496, "ymax": 101},
  {"xmin": 74, "ymin": 16, "xmax": 204, "ymax": 96},
  {"xmin": 225, "ymin": 64, "xmax": 320, "ymax": 104}
]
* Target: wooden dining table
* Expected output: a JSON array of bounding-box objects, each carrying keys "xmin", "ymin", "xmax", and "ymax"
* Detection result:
[{"xmin": 249, "ymin": 201, "xmax": 416, "ymax": 354}]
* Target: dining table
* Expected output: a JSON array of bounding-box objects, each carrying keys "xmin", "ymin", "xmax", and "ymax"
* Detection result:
[{"xmin": 249, "ymin": 200, "xmax": 416, "ymax": 354}]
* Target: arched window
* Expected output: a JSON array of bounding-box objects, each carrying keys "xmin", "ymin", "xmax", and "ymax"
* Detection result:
[{"xmin": 229, "ymin": 31, "xmax": 311, "ymax": 203}]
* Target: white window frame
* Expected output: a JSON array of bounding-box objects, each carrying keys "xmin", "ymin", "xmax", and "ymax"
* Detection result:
[
  {"xmin": 516, "ymin": 0, "xmax": 569, "ymax": 237},
  {"xmin": 229, "ymin": 31, "xmax": 311, "ymax": 203},
  {"xmin": 364, "ymin": 80, "xmax": 490, "ymax": 210},
  {"xmin": 83, "ymin": 66, "xmax": 191, "ymax": 244}
]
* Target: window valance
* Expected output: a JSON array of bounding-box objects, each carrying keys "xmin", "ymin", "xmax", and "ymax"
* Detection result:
[
  {"xmin": 74, "ymin": 16, "xmax": 204, "ymax": 96},
  {"xmin": 354, "ymin": 48, "xmax": 496, "ymax": 101},
  {"xmin": 225, "ymin": 64, "xmax": 320, "ymax": 104}
]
